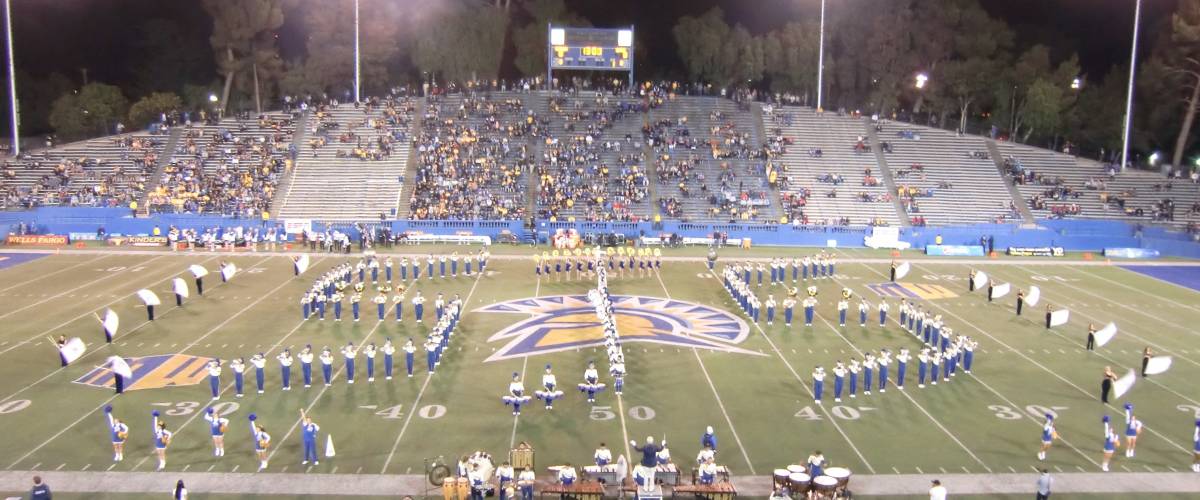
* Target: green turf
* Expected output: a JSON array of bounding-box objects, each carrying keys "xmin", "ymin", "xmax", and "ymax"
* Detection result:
[{"xmin": 0, "ymin": 247, "xmax": 1197, "ymax": 496}]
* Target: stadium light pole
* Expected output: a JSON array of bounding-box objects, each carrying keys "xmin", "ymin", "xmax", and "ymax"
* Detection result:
[
  {"xmin": 816, "ymin": 0, "xmax": 825, "ymax": 111},
  {"xmin": 1119, "ymin": 0, "xmax": 1142, "ymax": 171},
  {"xmin": 354, "ymin": 0, "xmax": 361, "ymax": 103},
  {"xmin": 3, "ymin": 0, "xmax": 19, "ymax": 155}
]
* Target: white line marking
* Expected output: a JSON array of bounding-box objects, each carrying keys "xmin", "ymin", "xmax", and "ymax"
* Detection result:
[
  {"xmin": 0, "ymin": 254, "xmax": 109, "ymax": 294},
  {"xmin": 106, "ymin": 463, "xmax": 116, "ymax": 471},
  {"xmin": 80, "ymin": 463, "xmax": 90, "ymax": 471},
  {"xmin": 207, "ymin": 464, "xmax": 216, "ymax": 472},
  {"xmin": 182, "ymin": 464, "xmax": 190, "ymax": 472}
]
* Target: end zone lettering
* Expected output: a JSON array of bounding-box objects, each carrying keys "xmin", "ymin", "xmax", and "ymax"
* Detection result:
[
  {"xmin": 5, "ymin": 234, "xmax": 69, "ymax": 246},
  {"xmin": 1006, "ymin": 246, "xmax": 1065, "ymax": 257}
]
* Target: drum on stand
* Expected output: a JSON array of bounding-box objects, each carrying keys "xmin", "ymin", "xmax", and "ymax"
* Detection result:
[
  {"xmin": 787, "ymin": 472, "xmax": 811, "ymax": 495},
  {"xmin": 812, "ymin": 475, "xmax": 838, "ymax": 498},
  {"xmin": 825, "ymin": 467, "xmax": 851, "ymax": 489},
  {"xmin": 786, "ymin": 464, "xmax": 806, "ymax": 475},
  {"xmin": 773, "ymin": 469, "xmax": 790, "ymax": 488}
]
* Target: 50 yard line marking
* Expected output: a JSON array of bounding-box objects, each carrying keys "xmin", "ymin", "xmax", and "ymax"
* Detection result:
[
  {"xmin": 509, "ymin": 272, "xmax": 540, "ymax": 449},
  {"xmin": 654, "ymin": 269, "xmax": 756, "ymax": 474}
]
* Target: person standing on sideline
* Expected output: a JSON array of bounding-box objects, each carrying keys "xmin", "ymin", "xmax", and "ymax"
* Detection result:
[
  {"xmin": 172, "ymin": 479, "xmax": 188, "ymax": 499},
  {"xmin": 1086, "ymin": 324, "xmax": 1096, "ymax": 351},
  {"xmin": 929, "ymin": 479, "xmax": 947, "ymax": 500},
  {"xmin": 1101, "ymin": 366, "xmax": 1117, "ymax": 403},
  {"xmin": 1036, "ymin": 468, "xmax": 1053, "ymax": 500},
  {"xmin": 30, "ymin": 475, "xmax": 51, "ymax": 500},
  {"xmin": 1141, "ymin": 347, "xmax": 1153, "ymax": 376}
]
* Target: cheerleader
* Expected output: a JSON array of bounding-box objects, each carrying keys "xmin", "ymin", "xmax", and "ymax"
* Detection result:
[
  {"xmin": 783, "ymin": 297, "xmax": 797, "ymax": 327},
  {"xmin": 896, "ymin": 348, "xmax": 910, "ymax": 389},
  {"xmin": 230, "ymin": 357, "xmax": 245, "ymax": 397},
  {"xmin": 812, "ymin": 366, "xmax": 825, "ymax": 403},
  {"xmin": 151, "ymin": 410, "xmax": 172, "ymax": 471},
  {"xmin": 877, "ymin": 350, "xmax": 891, "ymax": 393},
  {"xmin": 104, "ymin": 405, "xmax": 128, "ymax": 462},
  {"xmin": 298, "ymin": 346, "xmax": 314, "ymax": 388},
  {"xmin": 204, "ymin": 407, "xmax": 229, "ymax": 457},
  {"xmin": 765, "ymin": 295, "xmax": 777, "ymax": 325},
  {"xmin": 862, "ymin": 352, "xmax": 876, "ymax": 396},
  {"xmin": 1191, "ymin": 420, "xmax": 1199, "ymax": 472},
  {"xmin": 578, "ymin": 361, "xmax": 606, "ymax": 404},
  {"xmin": 250, "ymin": 353, "xmax": 267, "ymax": 394},
  {"xmin": 878, "ymin": 300, "xmax": 890, "ymax": 327},
  {"xmin": 833, "ymin": 362, "xmax": 846, "ymax": 403},
  {"xmin": 858, "ymin": 299, "xmax": 869, "ymax": 327},
  {"xmin": 594, "ymin": 443, "xmax": 613, "ymax": 466},
  {"xmin": 1124, "ymin": 403, "xmax": 1143, "ymax": 457},
  {"xmin": 803, "ymin": 296, "xmax": 817, "ymax": 327},
  {"xmin": 299, "ymin": 409, "xmax": 320, "ymax": 465},
  {"xmin": 1102, "ymin": 415, "xmax": 1119, "ymax": 471},
  {"xmin": 404, "ymin": 338, "xmax": 417, "ymax": 377},
  {"xmin": 319, "ymin": 347, "xmax": 334, "ymax": 386},
  {"xmin": 1038, "ymin": 414, "xmax": 1058, "ymax": 461},
  {"xmin": 277, "ymin": 349, "xmax": 293, "ymax": 391},
  {"xmin": 412, "ymin": 292, "xmax": 426, "ymax": 323},
  {"xmin": 502, "ymin": 372, "xmax": 532, "ymax": 416},
  {"xmin": 536, "ymin": 364, "xmax": 563, "ymax": 409},
  {"xmin": 207, "ymin": 359, "xmax": 222, "ymax": 400},
  {"xmin": 917, "ymin": 348, "xmax": 929, "ymax": 388},
  {"xmin": 848, "ymin": 359, "xmax": 860, "ymax": 398},
  {"xmin": 249, "ymin": 414, "xmax": 270, "ymax": 471},
  {"xmin": 364, "ymin": 342, "xmax": 377, "ymax": 382},
  {"xmin": 342, "ymin": 342, "xmax": 357, "ymax": 384}
]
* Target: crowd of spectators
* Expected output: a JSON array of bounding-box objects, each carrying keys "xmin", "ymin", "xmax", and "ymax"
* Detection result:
[
  {"xmin": 305, "ymin": 95, "xmax": 415, "ymax": 161},
  {"xmin": 0, "ymin": 135, "xmax": 161, "ymax": 209}
]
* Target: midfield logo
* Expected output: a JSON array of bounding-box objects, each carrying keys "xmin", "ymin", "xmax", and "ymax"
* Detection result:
[
  {"xmin": 74, "ymin": 354, "xmax": 215, "ymax": 391},
  {"xmin": 476, "ymin": 295, "xmax": 760, "ymax": 362}
]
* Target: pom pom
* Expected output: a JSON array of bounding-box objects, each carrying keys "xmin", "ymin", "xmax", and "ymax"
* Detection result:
[
  {"xmin": 249, "ymin": 413, "xmax": 257, "ymax": 421},
  {"xmin": 104, "ymin": 405, "xmax": 113, "ymax": 413},
  {"xmin": 1124, "ymin": 402, "xmax": 1133, "ymax": 410},
  {"xmin": 207, "ymin": 407, "xmax": 214, "ymax": 414},
  {"xmin": 151, "ymin": 410, "xmax": 160, "ymax": 417},
  {"xmin": 1102, "ymin": 415, "xmax": 1110, "ymax": 422}
]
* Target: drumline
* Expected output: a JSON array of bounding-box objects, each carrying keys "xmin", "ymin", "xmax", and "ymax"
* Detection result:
[{"xmin": 773, "ymin": 464, "xmax": 852, "ymax": 497}]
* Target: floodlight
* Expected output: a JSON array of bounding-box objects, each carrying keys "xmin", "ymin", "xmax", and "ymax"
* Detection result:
[
  {"xmin": 618, "ymin": 30, "xmax": 633, "ymax": 47},
  {"xmin": 550, "ymin": 28, "xmax": 565, "ymax": 46}
]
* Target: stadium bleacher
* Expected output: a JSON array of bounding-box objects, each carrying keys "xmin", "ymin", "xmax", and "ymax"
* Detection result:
[{"xmin": 1, "ymin": 132, "xmax": 166, "ymax": 211}]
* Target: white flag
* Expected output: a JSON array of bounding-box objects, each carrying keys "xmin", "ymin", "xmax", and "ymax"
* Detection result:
[
  {"xmin": 1113, "ymin": 369, "xmax": 1137, "ymax": 398},
  {"xmin": 615, "ymin": 455, "xmax": 628, "ymax": 482},
  {"xmin": 136, "ymin": 289, "xmax": 161, "ymax": 306},
  {"xmin": 188, "ymin": 265, "xmax": 209, "ymax": 278},
  {"xmin": 221, "ymin": 263, "xmax": 238, "ymax": 281},
  {"xmin": 172, "ymin": 278, "xmax": 189, "ymax": 298},
  {"xmin": 59, "ymin": 338, "xmax": 87, "ymax": 364},
  {"xmin": 106, "ymin": 355, "xmax": 133, "ymax": 379},
  {"xmin": 1025, "ymin": 286, "xmax": 1041, "ymax": 307},
  {"xmin": 295, "ymin": 254, "xmax": 311, "ymax": 274},
  {"xmin": 895, "ymin": 262, "xmax": 911, "ymax": 280},
  {"xmin": 972, "ymin": 271, "xmax": 988, "ymax": 290},
  {"xmin": 1094, "ymin": 323, "xmax": 1118, "ymax": 347},
  {"xmin": 990, "ymin": 283, "xmax": 1011, "ymax": 299},
  {"xmin": 101, "ymin": 309, "xmax": 120, "ymax": 338},
  {"xmin": 325, "ymin": 434, "xmax": 336, "ymax": 457},
  {"xmin": 1049, "ymin": 309, "xmax": 1070, "ymax": 327},
  {"xmin": 1144, "ymin": 356, "xmax": 1173, "ymax": 375}
]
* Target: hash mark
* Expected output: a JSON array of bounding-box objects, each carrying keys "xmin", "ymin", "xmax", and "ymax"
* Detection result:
[
  {"xmin": 54, "ymin": 463, "xmax": 65, "ymax": 471},
  {"xmin": 232, "ymin": 465, "xmax": 239, "ymax": 472},
  {"xmin": 80, "ymin": 463, "xmax": 90, "ymax": 471}
]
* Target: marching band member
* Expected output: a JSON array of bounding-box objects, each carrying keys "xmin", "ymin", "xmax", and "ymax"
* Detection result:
[
  {"xmin": 963, "ymin": 338, "xmax": 976, "ymax": 373},
  {"xmin": 631, "ymin": 437, "xmax": 663, "ymax": 493},
  {"xmin": 319, "ymin": 347, "xmax": 334, "ymax": 386},
  {"xmin": 877, "ymin": 350, "xmax": 891, "ymax": 393},
  {"xmin": 896, "ymin": 348, "xmax": 910, "ymax": 389},
  {"xmin": 701, "ymin": 425, "xmax": 718, "ymax": 452},
  {"xmin": 435, "ymin": 293, "xmax": 446, "ymax": 321},
  {"xmin": 812, "ymin": 365, "xmax": 825, "ymax": 403},
  {"xmin": 364, "ymin": 342, "xmax": 377, "ymax": 382},
  {"xmin": 315, "ymin": 289, "xmax": 327, "ymax": 321},
  {"xmin": 859, "ymin": 298, "xmax": 869, "ymax": 327},
  {"xmin": 929, "ymin": 350, "xmax": 941, "ymax": 385},
  {"xmin": 151, "ymin": 410, "xmax": 172, "ymax": 470},
  {"xmin": 356, "ymin": 259, "xmax": 366, "ymax": 282},
  {"xmin": 299, "ymin": 346, "xmax": 314, "ymax": 388},
  {"xmin": 594, "ymin": 443, "xmax": 613, "ymax": 466},
  {"xmin": 452, "ymin": 252, "xmax": 463, "ymax": 277},
  {"xmin": 578, "ymin": 361, "xmax": 606, "ymax": 404},
  {"xmin": 332, "ymin": 289, "xmax": 345, "ymax": 322},
  {"xmin": 769, "ymin": 258, "xmax": 780, "ymax": 285},
  {"xmin": 400, "ymin": 256, "xmax": 409, "ymax": 281},
  {"xmin": 536, "ymin": 364, "xmax": 563, "ymax": 409},
  {"xmin": 944, "ymin": 342, "xmax": 956, "ymax": 380},
  {"xmin": 802, "ymin": 255, "xmax": 812, "ymax": 281},
  {"xmin": 833, "ymin": 362, "xmax": 846, "ymax": 402},
  {"xmin": 783, "ymin": 296, "xmax": 796, "ymax": 327},
  {"xmin": 899, "ymin": 299, "xmax": 909, "ymax": 331},
  {"xmin": 918, "ymin": 348, "xmax": 929, "ymax": 388},
  {"xmin": 404, "ymin": 338, "xmax": 416, "ymax": 377},
  {"xmin": 439, "ymin": 255, "xmax": 447, "ymax": 279},
  {"xmin": 496, "ymin": 461, "xmax": 515, "ymax": 497},
  {"xmin": 413, "ymin": 292, "xmax": 426, "ymax": 323},
  {"xmin": 1038, "ymin": 413, "xmax": 1058, "ymax": 461},
  {"xmin": 828, "ymin": 255, "xmax": 837, "ymax": 276},
  {"xmin": 890, "ymin": 260, "xmax": 898, "ymax": 282},
  {"xmin": 557, "ymin": 462, "xmax": 577, "ymax": 486},
  {"xmin": 837, "ymin": 297, "xmax": 849, "ymax": 327},
  {"xmin": 1124, "ymin": 403, "xmax": 1143, "ymax": 457},
  {"xmin": 696, "ymin": 445, "xmax": 715, "ymax": 465},
  {"xmin": 230, "ymin": 357, "xmax": 246, "ymax": 397},
  {"xmin": 384, "ymin": 256, "xmax": 394, "ymax": 283},
  {"xmin": 1102, "ymin": 415, "xmax": 1118, "ymax": 471},
  {"xmin": 424, "ymin": 337, "xmax": 438, "ymax": 374},
  {"xmin": 848, "ymin": 358, "xmax": 860, "ymax": 398},
  {"xmin": 878, "ymin": 300, "xmax": 890, "ymax": 327},
  {"xmin": 278, "ymin": 349, "xmax": 293, "ymax": 391},
  {"xmin": 374, "ymin": 290, "xmax": 387, "ymax": 321},
  {"xmin": 299, "ymin": 409, "xmax": 320, "ymax": 465},
  {"xmin": 806, "ymin": 450, "xmax": 826, "ymax": 477},
  {"xmin": 381, "ymin": 339, "xmax": 395, "ymax": 380},
  {"xmin": 369, "ymin": 257, "xmax": 380, "ymax": 282},
  {"xmin": 207, "ymin": 359, "xmax": 222, "ymax": 400},
  {"xmin": 765, "ymin": 295, "xmax": 776, "ymax": 325},
  {"xmin": 251, "ymin": 353, "xmax": 267, "ymax": 394},
  {"xmin": 940, "ymin": 324, "xmax": 952, "ymax": 352},
  {"xmin": 862, "ymin": 352, "xmax": 876, "ymax": 396},
  {"xmin": 205, "ymin": 407, "xmax": 229, "ymax": 457},
  {"xmin": 502, "ymin": 372, "xmax": 532, "ymax": 415},
  {"xmin": 803, "ymin": 295, "xmax": 817, "ymax": 327},
  {"xmin": 104, "ymin": 405, "xmax": 128, "ymax": 462},
  {"xmin": 611, "ymin": 356, "xmax": 626, "ymax": 395},
  {"xmin": 249, "ymin": 414, "xmax": 270, "ymax": 471},
  {"xmin": 756, "ymin": 262, "xmax": 765, "ymax": 287},
  {"xmin": 301, "ymin": 292, "xmax": 312, "ymax": 320},
  {"xmin": 342, "ymin": 342, "xmax": 357, "ymax": 384},
  {"xmin": 518, "ymin": 467, "xmax": 535, "ymax": 500}
]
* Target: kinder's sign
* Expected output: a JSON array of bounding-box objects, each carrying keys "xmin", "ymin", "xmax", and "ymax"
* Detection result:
[{"xmin": 6, "ymin": 234, "xmax": 68, "ymax": 246}]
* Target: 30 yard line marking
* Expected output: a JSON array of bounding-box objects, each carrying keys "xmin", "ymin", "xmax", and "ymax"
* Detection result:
[{"xmin": 699, "ymin": 268, "xmax": 874, "ymax": 473}]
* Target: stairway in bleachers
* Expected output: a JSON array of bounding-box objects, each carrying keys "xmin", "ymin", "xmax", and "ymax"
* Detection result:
[{"xmin": 136, "ymin": 127, "xmax": 184, "ymax": 216}]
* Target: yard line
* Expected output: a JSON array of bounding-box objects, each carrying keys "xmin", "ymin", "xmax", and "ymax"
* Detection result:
[
  {"xmin": 7, "ymin": 256, "xmax": 312, "ymax": 469},
  {"xmin": 0, "ymin": 254, "xmax": 109, "ymax": 294},
  {"xmin": 697, "ymin": 269, "xmax": 874, "ymax": 473},
  {"xmin": 654, "ymin": 271, "xmax": 755, "ymax": 474},
  {"xmin": 182, "ymin": 464, "xmax": 190, "ymax": 472},
  {"xmin": 54, "ymin": 463, "xmax": 64, "ymax": 471},
  {"xmin": 381, "ymin": 267, "xmax": 487, "ymax": 474},
  {"xmin": 79, "ymin": 463, "xmax": 89, "ymax": 471},
  {"xmin": 0, "ymin": 256, "xmax": 170, "ymax": 321},
  {"xmin": 106, "ymin": 463, "xmax": 116, "ymax": 471},
  {"xmin": 207, "ymin": 464, "xmax": 216, "ymax": 472},
  {"xmin": 890, "ymin": 258, "xmax": 1193, "ymax": 456},
  {"xmin": 509, "ymin": 274, "xmax": 540, "ymax": 449},
  {"xmin": 231, "ymin": 465, "xmax": 239, "ymax": 472},
  {"xmin": 1072, "ymin": 265, "xmax": 1200, "ymax": 316}
]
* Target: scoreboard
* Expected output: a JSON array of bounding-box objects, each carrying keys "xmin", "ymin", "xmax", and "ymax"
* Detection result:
[{"xmin": 547, "ymin": 27, "xmax": 634, "ymax": 84}]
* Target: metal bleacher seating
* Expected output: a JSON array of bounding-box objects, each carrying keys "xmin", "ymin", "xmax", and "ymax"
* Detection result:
[
  {"xmin": 278, "ymin": 98, "xmax": 412, "ymax": 220},
  {"xmin": 1, "ymin": 132, "xmax": 165, "ymax": 210}
]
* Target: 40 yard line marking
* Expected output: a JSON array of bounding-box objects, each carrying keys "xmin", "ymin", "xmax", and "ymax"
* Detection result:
[{"xmin": 697, "ymin": 268, "xmax": 874, "ymax": 473}]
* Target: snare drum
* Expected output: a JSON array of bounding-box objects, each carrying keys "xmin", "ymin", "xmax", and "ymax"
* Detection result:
[
  {"xmin": 813, "ymin": 475, "xmax": 838, "ymax": 492},
  {"xmin": 825, "ymin": 467, "xmax": 851, "ymax": 488},
  {"xmin": 773, "ymin": 469, "xmax": 790, "ymax": 488},
  {"xmin": 788, "ymin": 472, "xmax": 811, "ymax": 494},
  {"xmin": 786, "ymin": 464, "xmax": 806, "ymax": 474}
]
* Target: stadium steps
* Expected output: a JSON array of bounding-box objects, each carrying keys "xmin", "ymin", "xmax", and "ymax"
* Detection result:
[
  {"xmin": 135, "ymin": 126, "xmax": 184, "ymax": 217},
  {"xmin": 984, "ymin": 139, "xmax": 1035, "ymax": 224},
  {"xmin": 642, "ymin": 109, "xmax": 659, "ymax": 219},
  {"xmin": 864, "ymin": 121, "xmax": 910, "ymax": 227},
  {"xmin": 266, "ymin": 109, "xmax": 309, "ymax": 219},
  {"xmin": 394, "ymin": 97, "xmax": 426, "ymax": 220}
]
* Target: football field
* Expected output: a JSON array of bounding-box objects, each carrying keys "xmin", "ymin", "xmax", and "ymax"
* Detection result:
[{"xmin": 0, "ymin": 245, "xmax": 1198, "ymax": 498}]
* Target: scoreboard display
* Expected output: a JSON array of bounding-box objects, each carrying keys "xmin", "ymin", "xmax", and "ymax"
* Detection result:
[{"xmin": 548, "ymin": 26, "xmax": 634, "ymax": 71}]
